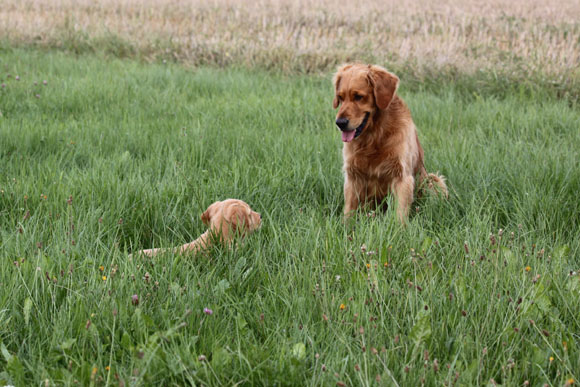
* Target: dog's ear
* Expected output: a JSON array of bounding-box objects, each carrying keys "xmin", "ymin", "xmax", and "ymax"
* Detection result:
[
  {"xmin": 332, "ymin": 64, "xmax": 352, "ymax": 109},
  {"xmin": 332, "ymin": 72, "xmax": 341, "ymax": 109},
  {"xmin": 368, "ymin": 65, "xmax": 399, "ymax": 110},
  {"xmin": 201, "ymin": 201, "xmax": 220, "ymax": 225}
]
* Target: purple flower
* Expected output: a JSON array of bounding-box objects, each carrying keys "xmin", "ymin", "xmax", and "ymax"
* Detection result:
[
  {"xmin": 203, "ymin": 307, "xmax": 213, "ymax": 315},
  {"xmin": 43, "ymin": 80, "xmax": 47, "ymax": 86},
  {"xmin": 131, "ymin": 294, "xmax": 139, "ymax": 306},
  {"xmin": 15, "ymin": 75, "xmax": 20, "ymax": 81}
]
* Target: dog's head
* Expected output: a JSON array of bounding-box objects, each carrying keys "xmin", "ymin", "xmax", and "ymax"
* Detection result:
[
  {"xmin": 332, "ymin": 63, "xmax": 399, "ymax": 142},
  {"xmin": 201, "ymin": 199, "xmax": 261, "ymax": 241}
]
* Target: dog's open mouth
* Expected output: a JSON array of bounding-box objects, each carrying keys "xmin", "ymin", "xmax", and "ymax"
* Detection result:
[{"xmin": 341, "ymin": 112, "xmax": 370, "ymax": 142}]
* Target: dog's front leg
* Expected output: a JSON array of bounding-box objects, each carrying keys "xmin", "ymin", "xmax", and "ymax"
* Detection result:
[
  {"xmin": 344, "ymin": 177, "xmax": 360, "ymax": 217},
  {"xmin": 392, "ymin": 176, "xmax": 414, "ymax": 223}
]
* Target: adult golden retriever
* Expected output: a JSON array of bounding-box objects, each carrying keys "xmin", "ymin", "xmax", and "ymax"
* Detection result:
[
  {"xmin": 136, "ymin": 199, "xmax": 261, "ymax": 257},
  {"xmin": 333, "ymin": 63, "xmax": 447, "ymax": 222}
]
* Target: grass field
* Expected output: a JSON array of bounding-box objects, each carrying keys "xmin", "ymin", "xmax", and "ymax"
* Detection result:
[
  {"xmin": 1, "ymin": 48, "xmax": 580, "ymax": 385},
  {"xmin": 2, "ymin": 0, "xmax": 580, "ymax": 101}
]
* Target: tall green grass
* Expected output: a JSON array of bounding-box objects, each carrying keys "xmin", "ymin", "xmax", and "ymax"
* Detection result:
[{"xmin": 1, "ymin": 49, "xmax": 579, "ymax": 385}]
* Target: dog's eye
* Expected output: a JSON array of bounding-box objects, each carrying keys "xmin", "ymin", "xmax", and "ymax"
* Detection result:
[{"xmin": 354, "ymin": 94, "xmax": 363, "ymax": 101}]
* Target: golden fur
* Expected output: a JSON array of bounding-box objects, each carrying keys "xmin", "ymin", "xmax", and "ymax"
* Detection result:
[
  {"xmin": 333, "ymin": 63, "xmax": 447, "ymax": 222},
  {"xmin": 136, "ymin": 199, "xmax": 261, "ymax": 257}
]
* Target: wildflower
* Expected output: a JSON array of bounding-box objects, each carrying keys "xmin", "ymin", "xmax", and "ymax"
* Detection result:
[
  {"xmin": 131, "ymin": 294, "xmax": 139, "ymax": 306},
  {"xmin": 99, "ymin": 265, "xmax": 104, "ymax": 271},
  {"xmin": 43, "ymin": 80, "xmax": 47, "ymax": 85},
  {"xmin": 203, "ymin": 307, "xmax": 213, "ymax": 315},
  {"xmin": 339, "ymin": 303, "xmax": 346, "ymax": 310},
  {"xmin": 91, "ymin": 367, "xmax": 97, "ymax": 376},
  {"xmin": 366, "ymin": 263, "xmax": 370, "ymax": 269},
  {"xmin": 525, "ymin": 266, "xmax": 531, "ymax": 272},
  {"xmin": 102, "ymin": 276, "xmax": 107, "ymax": 281},
  {"xmin": 15, "ymin": 75, "xmax": 20, "ymax": 81},
  {"xmin": 566, "ymin": 379, "xmax": 574, "ymax": 386},
  {"xmin": 384, "ymin": 262, "xmax": 388, "ymax": 268},
  {"xmin": 549, "ymin": 356, "xmax": 554, "ymax": 362},
  {"xmin": 198, "ymin": 355, "xmax": 207, "ymax": 362},
  {"xmin": 105, "ymin": 366, "xmax": 110, "ymax": 371},
  {"xmin": 1, "ymin": 83, "xmax": 5, "ymax": 88}
]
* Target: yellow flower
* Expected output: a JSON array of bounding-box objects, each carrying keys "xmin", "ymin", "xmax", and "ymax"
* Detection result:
[
  {"xmin": 366, "ymin": 263, "xmax": 370, "ymax": 269},
  {"xmin": 549, "ymin": 356, "xmax": 554, "ymax": 362},
  {"xmin": 91, "ymin": 367, "xmax": 98, "ymax": 375},
  {"xmin": 525, "ymin": 266, "xmax": 531, "ymax": 272},
  {"xmin": 339, "ymin": 303, "xmax": 346, "ymax": 310},
  {"xmin": 105, "ymin": 366, "xmax": 110, "ymax": 371},
  {"xmin": 99, "ymin": 265, "xmax": 104, "ymax": 272},
  {"xmin": 102, "ymin": 276, "xmax": 107, "ymax": 281},
  {"xmin": 384, "ymin": 262, "xmax": 388, "ymax": 268},
  {"xmin": 567, "ymin": 379, "xmax": 574, "ymax": 386}
]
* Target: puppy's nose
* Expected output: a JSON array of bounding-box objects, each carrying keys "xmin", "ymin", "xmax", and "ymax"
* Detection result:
[{"xmin": 335, "ymin": 117, "xmax": 349, "ymax": 131}]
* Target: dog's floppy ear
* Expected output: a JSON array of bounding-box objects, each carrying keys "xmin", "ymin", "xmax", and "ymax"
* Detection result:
[
  {"xmin": 201, "ymin": 201, "xmax": 221, "ymax": 225},
  {"xmin": 332, "ymin": 64, "xmax": 352, "ymax": 109},
  {"xmin": 368, "ymin": 65, "xmax": 399, "ymax": 110},
  {"xmin": 332, "ymin": 72, "xmax": 341, "ymax": 109}
]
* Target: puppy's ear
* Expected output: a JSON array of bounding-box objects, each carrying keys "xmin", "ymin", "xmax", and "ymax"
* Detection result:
[
  {"xmin": 332, "ymin": 64, "xmax": 352, "ymax": 109},
  {"xmin": 368, "ymin": 65, "xmax": 399, "ymax": 110},
  {"xmin": 201, "ymin": 209, "xmax": 211, "ymax": 225},
  {"xmin": 201, "ymin": 201, "xmax": 220, "ymax": 225}
]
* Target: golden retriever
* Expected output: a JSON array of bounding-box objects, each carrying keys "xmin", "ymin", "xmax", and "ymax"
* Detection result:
[
  {"xmin": 333, "ymin": 63, "xmax": 447, "ymax": 222},
  {"xmin": 136, "ymin": 199, "xmax": 261, "ymax": 257}
]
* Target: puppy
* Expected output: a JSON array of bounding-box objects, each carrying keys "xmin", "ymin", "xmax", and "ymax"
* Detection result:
[
  {"xmin": 136, "ymin": 199, "xmax": 261, "ymax": 257},
  {"xmin": 333, "ymin": 63, "xmax": 447, "ymax": 222}
]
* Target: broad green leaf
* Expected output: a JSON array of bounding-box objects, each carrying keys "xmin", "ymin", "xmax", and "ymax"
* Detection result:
[
  {"xmin": 554, "ymin": 245, "xmax": 570, "ymax": 260},
  {"xmin": 409, "ymin": 310, "xmax": 432, "ymax": 349},
  {"xmin": 59, "ymin": 338, "xmax": 76, "ymax": 351},
  {"xmin": 211, "ymin": 347, "xmax": 231, "ymax": 369},
  {"xmin": 121, "ymin": 332, "xmax": 133, "ymax": 350},
  {"xmin": 213, "ymin": 279, "xmax": 231, "ymax": 295},
  {"xmin": 0, "ymin": 342, "xmax": 13, "ymax": 362},
  {"xmin": 23, "ymin": 298, "xmax": 32, "ymax": 326},
  {"xmin": 292, "ymin": 342, "xmax": 306, "ymax": 361},
  {"xmin": 420, "ymin": 237, "xmax": 433, "ymax": 254}
]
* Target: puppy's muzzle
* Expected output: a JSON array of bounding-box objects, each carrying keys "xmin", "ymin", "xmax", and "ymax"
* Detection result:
[{"xmin": 336, "ymin": 117, "xmax": 349, "ymax": 131}]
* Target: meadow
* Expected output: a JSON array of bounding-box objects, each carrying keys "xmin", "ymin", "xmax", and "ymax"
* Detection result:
[
  {"xmin": 2, "ymin": 0, "xmax": 580, "ymax": 100},
  {"xmin": 1, "ymin": 45, "xmax": 579, "ymax": 385}
]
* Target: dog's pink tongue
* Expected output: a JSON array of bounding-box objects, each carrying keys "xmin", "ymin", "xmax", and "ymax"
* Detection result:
[{"xmin": 341, "ymin": 130, "xmax": 356, "ymax": 142}]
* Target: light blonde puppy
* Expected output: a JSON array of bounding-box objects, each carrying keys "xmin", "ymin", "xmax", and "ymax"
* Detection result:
[
  {"xmin": 333, "ymin": 63, "xmax": 448, "ymax": 222},
  {"xmin": 137, "ymin": 199, "xmax": 261, "ymax": 257}
]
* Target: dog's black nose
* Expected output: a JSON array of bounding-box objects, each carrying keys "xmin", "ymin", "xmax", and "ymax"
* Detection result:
[{"xmin": 335, "ymin": 117, "xmax": 349, "ymax": 131}]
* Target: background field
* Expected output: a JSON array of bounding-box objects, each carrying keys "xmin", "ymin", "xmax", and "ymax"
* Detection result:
[
  {"xmin": 1, "ymin": 0, "xmax": 580, "ymax": 101},
  {"xmin": 1, "ymin": 47, "xmax": 579, "ymax": 385}
]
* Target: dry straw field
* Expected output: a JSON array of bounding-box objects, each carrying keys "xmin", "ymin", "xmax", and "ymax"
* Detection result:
[{"xmin": 2, "ymin": 0, "xmax": 579, "ymax": 86}]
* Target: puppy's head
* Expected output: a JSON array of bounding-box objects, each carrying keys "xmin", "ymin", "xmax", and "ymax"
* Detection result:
[
  {"xmin": 201, "ymin": 199, "xmax": 261, "ymax": 240},
  {"xmin": 332, "ymin": 63, "xmax": 399, "ymax": 142}
]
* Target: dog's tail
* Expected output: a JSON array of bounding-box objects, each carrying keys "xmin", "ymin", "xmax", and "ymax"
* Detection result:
[{"xmin": 418, "ymin": 165, "xmax": 448, "ymax": 198}]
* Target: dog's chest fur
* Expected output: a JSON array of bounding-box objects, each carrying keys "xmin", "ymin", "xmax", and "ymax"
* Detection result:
[{"xmin": 342, "ymin": 98, "xmax": 419, "ymax": 199}]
